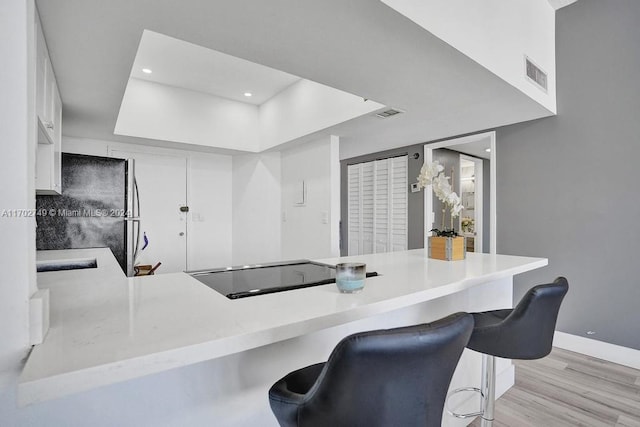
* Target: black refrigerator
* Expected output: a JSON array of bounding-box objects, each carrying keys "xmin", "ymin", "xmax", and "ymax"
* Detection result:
[{"xmin": 36, "ymin": 153, "xmax": 142, "ymax": 276}]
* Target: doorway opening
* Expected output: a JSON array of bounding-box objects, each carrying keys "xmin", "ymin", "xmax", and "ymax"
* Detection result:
[
  {"xmin": 424, "ymin": 131, "xmax": 496, "ymax": 254},
  {"xmin": 460, "ymin": 154, "xmax": 483, "ymax": 253}
]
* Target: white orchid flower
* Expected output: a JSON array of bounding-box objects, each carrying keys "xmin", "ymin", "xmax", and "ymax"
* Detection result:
[
  {"xmin": 432, "ymin": 174, "xmax": 452, "ymax": 202},
  {"xmin": 450, "ymin": 199, "xmax": 464, "ymax": 218},
  {"xmin": 416, "ymin": 161, "xmax": 444, "ymax": 189},
  {"xmin": 418, "ymin": 161, "xmax": 466, "ymax": 231},
  {"xmin": 433, "ymin": 186, "xmax": 447, "ymax": 202},
  {"xmin": 426, "ymin": 161, "xmax": 444, "ymax": 179},
  {"xmin": 445, "ymin": 191, "xmax": 460, "ymax": 206},
  {"xmin": 417, "ymin": 174, "xmax": 430, "ymax": 189},
  {"xmin": 446, "ymin": 193, "xmax": 463, "ymax": 218}
]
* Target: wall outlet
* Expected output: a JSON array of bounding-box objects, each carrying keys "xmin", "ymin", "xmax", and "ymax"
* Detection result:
[{"xmin": 410, "ymin": 182, "xmax": 420, "ymax": 193}]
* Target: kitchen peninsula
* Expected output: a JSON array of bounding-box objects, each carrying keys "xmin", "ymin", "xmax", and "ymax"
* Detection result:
[{"xmin": 22, "ymin": 248, "xmax": 547, "ymax": 426}]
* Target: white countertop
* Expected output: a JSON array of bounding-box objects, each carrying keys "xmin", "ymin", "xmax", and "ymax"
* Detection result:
[{"xmin": 20, "ymin": 248, "xmax": 547, "ymax": 405}]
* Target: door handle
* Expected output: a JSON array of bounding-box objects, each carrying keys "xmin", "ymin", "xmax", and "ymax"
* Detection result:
[{"xmin": 179, "ymin": 232, "xmax": 185, "ymax": 236}]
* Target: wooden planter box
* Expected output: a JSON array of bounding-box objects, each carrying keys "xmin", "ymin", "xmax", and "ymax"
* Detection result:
[{"xmin": 428, "ymin": 236, "xmax": 466, "ymax": 261}]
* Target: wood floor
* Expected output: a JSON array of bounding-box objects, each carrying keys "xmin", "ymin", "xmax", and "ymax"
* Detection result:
[{"xmin": 469, "ymin": 348, "xmax": 640, "ymax": 427}]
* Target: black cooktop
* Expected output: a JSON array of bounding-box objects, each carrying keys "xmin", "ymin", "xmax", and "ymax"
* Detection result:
[{"xmin": 188, "ymin": 260, "xmax": 377, "ymax": 299}]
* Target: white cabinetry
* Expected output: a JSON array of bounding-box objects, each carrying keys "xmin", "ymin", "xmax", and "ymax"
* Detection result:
[{"xmin": 35, "ymin": 10, "xmax": 62, "ymax": 195}]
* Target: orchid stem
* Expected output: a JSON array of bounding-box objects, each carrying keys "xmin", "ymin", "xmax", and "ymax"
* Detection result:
[{"xmin": 450, "ymin": 167, "xmax": 455, "ymax": 232}]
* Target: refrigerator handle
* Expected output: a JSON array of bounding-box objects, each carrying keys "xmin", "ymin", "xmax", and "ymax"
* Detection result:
[
  {"xmin": 126, "ymin": 159, "xmax": 141, "ymax": 277},
  {"xmin": 133, "ymin": 177, "xmax": 142, "ymax": 263}
]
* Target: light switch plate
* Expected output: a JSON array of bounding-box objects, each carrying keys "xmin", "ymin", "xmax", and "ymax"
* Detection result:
[{"xmin": 410, "ymin": 182, "xmax": 420, "ymax": 193}]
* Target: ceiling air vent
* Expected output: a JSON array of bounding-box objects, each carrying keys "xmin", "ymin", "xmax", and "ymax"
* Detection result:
[
  {"xmin": 525, "ymin": 56, "xmax": 548, "ymax": 92},
  {"xmin": 375, "ymin": 108, "xmax": 404, "ymax": 119}
]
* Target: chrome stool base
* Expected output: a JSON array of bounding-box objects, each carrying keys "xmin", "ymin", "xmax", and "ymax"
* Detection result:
[
  {"xmin": 445, "ymin": 387, "xmax": 484, "ymax": 419},
  {"xmin": 445, "ymin": 354, "xmax": 496, "ymax": 427}
]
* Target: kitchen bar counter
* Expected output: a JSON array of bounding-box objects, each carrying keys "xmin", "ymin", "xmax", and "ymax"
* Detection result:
[{"xmin": 21, "ymin": 248, "xmax": 547, "ymax": 424}]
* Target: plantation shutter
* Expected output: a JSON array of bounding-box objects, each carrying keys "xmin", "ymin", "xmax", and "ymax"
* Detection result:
[
  {"xmin": 347, "ymin": 155, "xmax": 408, "ymax": 256},
  {"xmin": 374, "ymin": 159, "xmax": 389, "ymax": 253},
  {"xmin": 347, "ymin": 164, "xmax": 361, "ymax": 256},
  {"xmin": 361, "ymin": 161, "xmax": 375, "ymax": 255},
  {"xmin": 390, "ymin": 156, "xmax": 408, "ymax": 251}
]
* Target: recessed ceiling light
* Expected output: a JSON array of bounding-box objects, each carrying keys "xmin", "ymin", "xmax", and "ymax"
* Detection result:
[
  {"xmin": 142, "ymin": 68, "xmax": 152, "ymax": 74},
  {"xmin": 485, "ymin": 148, "xmax": 491, "ymax": 153},
  {"xmin": 244, "ymin": 92, "xmax": 252, "ymax": 97}
]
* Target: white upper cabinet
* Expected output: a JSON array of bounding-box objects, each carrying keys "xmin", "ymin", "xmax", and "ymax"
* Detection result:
[
  {"xmin": 36, "ymin": 17, "xmax": 61, "ymax": 146},
  {"xmin": 35, "ymin": 9, "xmax": 62, "ymax": 195},
  {"xmin": 36, "ymin": 22, "xmax": 47, "ymax": 125}
]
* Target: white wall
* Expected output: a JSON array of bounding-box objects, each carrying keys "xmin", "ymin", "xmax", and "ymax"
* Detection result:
[
  {"xmin": 231, "ymin": 136, "xmax": 342, "ymax": 265},
  {"xmin": 281, "ymin": 136, "xmax": 340, "ymax": 260},
  {"xmin": 259, "ymin": 79, "xmax": 383, "ymax": 151},
  {"xmin": 231, "ymin": 152, "xmax": 282, "ymax": 265},
  {"xmin": 0, "ymin": 0, "xmax": 36, "ymax": 388},
  {"xmin": 328, "ymin": 135, "xmax": 341, "ymax": 257},
  {"xmin": 381, "ymin": 0, "xmax": 556, "ymax": 113},
  {"xmin": 63, "ymin": 137, "xmax": 233, "ymax": 270},
  {"xmin": 115, "ymin": 78, "xmax": 260, "ymax": 152}
]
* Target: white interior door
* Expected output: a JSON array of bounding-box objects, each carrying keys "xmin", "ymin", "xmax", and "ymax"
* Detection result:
[{"xmin": 111, "ymin": 150, "xmax": 188, "ymax": 274}]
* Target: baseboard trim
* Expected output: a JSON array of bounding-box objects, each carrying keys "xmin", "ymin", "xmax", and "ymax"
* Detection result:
[
  {"xmin": 496, "ymin": 363, "xmax": 515, "ymax": 399},
  {"xmin": 554, "ymin": 331, "xmax": 640, "ymax": 370}
]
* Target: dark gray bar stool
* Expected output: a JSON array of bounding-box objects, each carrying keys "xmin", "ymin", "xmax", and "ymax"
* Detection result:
[
  {"xmin": 268, "ymin": 312, "xmax": 474, "ymax": 427},
  {"xmin": 447, "ymin": 277, "xmax": 569, "ymax": 427}
]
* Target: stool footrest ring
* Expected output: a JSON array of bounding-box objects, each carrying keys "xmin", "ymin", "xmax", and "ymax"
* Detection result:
[{"xmin": 445, "ymin": 387, "xmax": 485, "ymax": 419}]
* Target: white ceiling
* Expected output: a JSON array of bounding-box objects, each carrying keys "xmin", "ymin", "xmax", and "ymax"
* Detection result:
[
  {"xmin": 36, "ymin": 0, "xmax": 553, "ymax": 158},
  {"xmin": 449, "ymin": 139, "xmax": 492, "ymax": 160},
  {"xmin": 130, "ymin": 30, "xmax": 300, "ymax": 105},
  {"xmin": 547, "ymin": 0, "xmax": 580, "ymax": 10}
]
